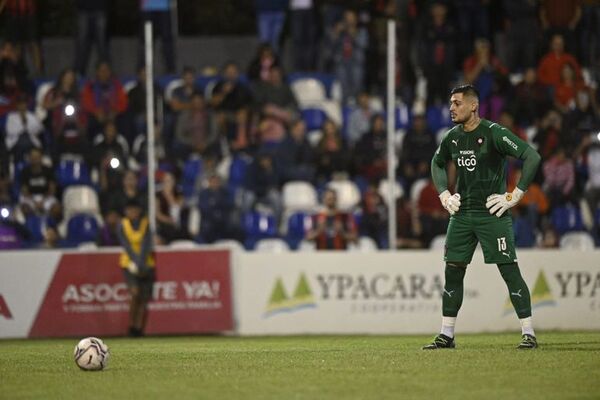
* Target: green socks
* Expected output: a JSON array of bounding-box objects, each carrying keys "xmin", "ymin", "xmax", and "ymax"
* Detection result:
[
  {"xmin": 497, "ymin": 262, "xmax": 532, "ymax": 319},
  {"xmin": 442, "ymin": 263, "xmax": 466, "ymax": 317}
]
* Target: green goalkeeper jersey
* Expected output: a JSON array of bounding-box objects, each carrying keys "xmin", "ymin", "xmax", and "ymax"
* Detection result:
[{"xmin": 432, "ymin": 119, "xmax": 529, "ymax": 213}]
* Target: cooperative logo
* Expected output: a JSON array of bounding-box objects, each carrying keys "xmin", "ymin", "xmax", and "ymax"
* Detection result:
[
  {"xmin": 264, "ymin": 273, "xmax": 316, "ymax": 317},
  {"xmin": 503, "ymin": 270, "xmax": 555, "ymax": 315}
]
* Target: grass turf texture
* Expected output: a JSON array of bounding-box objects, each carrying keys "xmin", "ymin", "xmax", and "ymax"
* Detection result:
[{"xmin": 1, "ymin": 332, "xmax": 599, "ymax": 400}]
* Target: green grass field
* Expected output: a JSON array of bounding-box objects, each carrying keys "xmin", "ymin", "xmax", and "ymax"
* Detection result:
[{"xmin": 1, "ymin": 332, "xmax": 599, "ymax": 400}]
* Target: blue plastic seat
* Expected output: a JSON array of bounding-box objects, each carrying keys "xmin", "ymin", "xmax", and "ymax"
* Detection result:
[
  {"xmin": 551, "ymin": 205, "xmax": 584, "ymax": 235},
  {"xmin": 66, "ymin": 213, "xmax": 99, "ymax": 245},
  {"xmin": 57, "ymin": 159, "xmax": 91, "ymax": 188},
  {"xmin": 285, "ymin": 212, "xmax": 313, "ymax": 250},
  {"xmin": 228, "ymin": 155, "xmax": 251, "ymax": 190},
  {"xmin": 301, "ymin": 107, "xmax": 328, "ymax": 132},
  {"xmin": 181, "ymin": 157, "xmax": 203, "ymax": 199},
  {"xmin": 243, "ymin": 211, "xmax": 277, "ymax": 249}
]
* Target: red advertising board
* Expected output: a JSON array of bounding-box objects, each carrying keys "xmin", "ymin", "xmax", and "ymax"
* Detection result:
[{"xmin": 29, "ymin": 250, "xmax": 233, "ymax": 337}]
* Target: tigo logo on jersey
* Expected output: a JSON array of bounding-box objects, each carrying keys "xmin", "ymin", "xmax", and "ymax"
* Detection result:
[
  {"xmin": 503, "ymin": 270, "xmax": 555, "ymax": 315},
  {"xmin": 457, "ymin": 151, "xmax": 477, "ymax": 172},
  {"xmin": 265, "ymin": 273, "xmax": 316, "ymax": 317}
]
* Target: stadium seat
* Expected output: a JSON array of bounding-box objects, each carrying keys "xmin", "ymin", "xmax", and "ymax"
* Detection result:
[
  {"xmin": 559, "ymin": 232, "xmax": 595, "ymax": 250},
  {"xmin": 285, "ymin": 212, "xmax": 313, "ymax": 249},
  {"xmin": 62, "ymin": 185, "xmax": 100, "ymax": 220},
  {"xmin": 228, "ymin": 155, "xmax": 252, "ymax": 190},
  {"xmin": 297, "ymin": 239, "xmax": 316, "ymax": 252},
  {"xmin": 78, "ymin": 242, "xmax": 98, "ymax": 250},
  {"xmin": 426, "ymin": 105, "xmax": 451, "ymax": 133},
  {"xmin": 395, "ymin": 103, "xmax": 411, "ymax": 130},
  {"xmin": 301, "ymin": 107, "xmax": 328, "ymax": 131},
  {"xmin": 164, "ymin": 79, "xmax": 183, "ymax": 102},
  {"xmin": 409, "ymin": 178, "xmax": 429, "ymax": 203},
  {"xmin": 212, "ymin": 239, "xmax": 246, "ymax": 252},
  {"xmin": 378, "ymin": 180, "xmax": 404, "ymax": 206},
  {"xmin": 348, "ymin": 236, "xmax": 378, "ymax": 252},
  {"xmin": 24, "ymin": 214, "xmax": 47, "ymax": 246},
  {"xmin": 551, "ymin": 205, "xmax": 585, "ymax": 235},
  {"xmin": 430, "ymin": 234, "xmax": 446, "ymax": 250},
  {"xmin": 56, "ymin": 159, "xmax": 91, "ymax": 188},
  {"xmin": 169, "ymin": 240, "xmax": 200, "ymax": 249},
  {"xmin": 291, "ymin": 78, "xmax": 327, "ymax": 105},
  {"xmin": 242, "ymin": 211, "xmax": 277, "ymax": 249},
  {"xmin": 254, "ymin": 238, "xmax": 290, "ymax": 253},
  {"xmin": 282, "ymin": 181, "xmax": 318, "ymax": 212},
  {"xmin": 327, "ymin": 180, "xmax": 361, "ymax": 212},
  {"xmin": 34, "ymin": 81, "xmax": 54, "ymax": 120},
  {"xmin": 0, "ymin": 223, "xmax": 21, "ymax": 249},
  {"xmin": 66, "ymin": 213, "xmax": 100, "ymax": 246}
]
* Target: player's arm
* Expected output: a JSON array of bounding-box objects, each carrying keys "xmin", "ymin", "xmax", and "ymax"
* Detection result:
[
  {"xmin": 138, "ymin": 228, "xmax": 153, "ymax": 274},
  {"xmin": 486, "ymin": 126, "xmax": 541, "ymax": 217},
  {"xmin": 431, "ymin": 136, "xmax": 461, "ymax": 215}
]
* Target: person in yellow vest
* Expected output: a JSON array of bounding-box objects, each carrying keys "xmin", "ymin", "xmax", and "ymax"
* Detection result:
[{"xmin": 117, "ymin": 198, "xmax": 155, "ymax": 337}]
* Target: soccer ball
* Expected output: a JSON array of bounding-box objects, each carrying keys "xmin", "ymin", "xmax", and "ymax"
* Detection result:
[{"xmin": 74, "ymin": 337, "xmax": 110, "ymax": 371}]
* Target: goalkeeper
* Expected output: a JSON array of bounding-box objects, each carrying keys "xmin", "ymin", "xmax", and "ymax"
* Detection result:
[{"xmin": 423, "ymin": 84, "xmax": 541, "ymax": 350}]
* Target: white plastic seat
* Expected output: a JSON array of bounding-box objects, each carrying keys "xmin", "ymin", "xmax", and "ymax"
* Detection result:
[
  {"xmin": 254, "ymin": 238, "xmax": 290, "ymax": 253},
  {"xmin": 378, "ymin": 180, "xmax": 404, "ymax": 206},
  {"xmin": 212, "ymin": 239, "xmax": 246, "ymax": 252},
  {"xmin": 297, "ymin": 239, "xmax": 316, "ymax": 252},
  {"xmin": 302, "ymin": 100, "xmax": 342, "ymax": 127},
  {"xmin": 164, "ymin": 79, "xmax": 183, "ymax": 102},
  {"xmin": 170, "ymin": 240, "xmax": 200, "ymax": 249},
  {"xmin": 348, "ymin": 236, "xmax": 378, "ymax": 252},
  {"xmin": 410, "ymin": 178, "xmax": 429, "ymax": 203},
  {"xmin": 327, "ymin": 180, "xmax": 361, "ymax": 212},
  {"xmin": 282, "ymin": 181, "xmax": 318, "ymax": 212},
  {"xmin": 559, "ymin": 232, "xmax": 595, "ymax": 251},
  {"xmin": 291, "ymin": 78, "xmax": 326, "ymax": 105},
  {"xmin": 63, "ymin": 185, "xmax": 100, "ymax": 220},
  {"xmin": 35, "ymin": 81, "xmax": 55, "ymax": 120},
  {"xmin": 430, "ymin": 234, "xmax": 446, "ymax": 250}
]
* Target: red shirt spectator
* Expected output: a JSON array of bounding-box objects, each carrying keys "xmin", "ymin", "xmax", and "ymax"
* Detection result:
[
  {"xmin": 537, "ymin": 34, "xmax": 582, "ymax": 88},
  {"xmin": 81, "ymin": 61, "xmax": 128, "ymax": 123},
  {"xmin": 306, "ymin": 189, "xmax": 358, "ymax": 250}
]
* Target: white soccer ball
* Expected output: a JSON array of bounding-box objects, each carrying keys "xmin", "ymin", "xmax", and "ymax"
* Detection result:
[{"xmin": 74, "ymin": 337, "xmax": 110, "ymax": 371}]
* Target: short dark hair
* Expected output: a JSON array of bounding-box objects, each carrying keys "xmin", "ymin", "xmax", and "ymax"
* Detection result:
[{"xmin": 450, "ymin": 84, "xmax": 480, "ymax": 100}]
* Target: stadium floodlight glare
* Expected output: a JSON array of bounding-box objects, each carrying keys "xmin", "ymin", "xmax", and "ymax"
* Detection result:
[
  {"xmin": 596, "ymin": 131, "xmax": 600, "ymax": 141},
  {"xmin": 64, "ymin": 104, "xmax": 75, "ymax": 117},
  {"xmin": 110, "ymin": 158, "xmax": 120, "ymax": 169},
  {"xmin": 0, "ymin": 207, "xmax": 9, "ymax": 219}
]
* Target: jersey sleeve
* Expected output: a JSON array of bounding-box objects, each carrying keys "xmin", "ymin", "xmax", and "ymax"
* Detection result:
[{"xmin": 491, "ymin": 123, "xmax": 528, "ymax": 158}]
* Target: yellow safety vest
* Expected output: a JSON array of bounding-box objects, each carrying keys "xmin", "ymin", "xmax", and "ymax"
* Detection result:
[{"xmin": 119, "ymin": 217, "xmax": 155, "ymax": 268}]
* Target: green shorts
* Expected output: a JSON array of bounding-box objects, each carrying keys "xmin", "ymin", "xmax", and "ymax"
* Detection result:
[{"xmin": 444, "ymin": 212, "xmax": 517, "ymax": 265}]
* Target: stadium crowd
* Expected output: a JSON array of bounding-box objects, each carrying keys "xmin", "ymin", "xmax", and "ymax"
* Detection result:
[{"xmin": 0, "ymin": 0, "xmax": 600, "ymax": 251}]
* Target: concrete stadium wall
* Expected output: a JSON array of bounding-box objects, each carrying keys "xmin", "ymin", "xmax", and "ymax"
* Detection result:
[{"xmin": 1, "ymin": 248, "xmax": 599, "ymax": 338}]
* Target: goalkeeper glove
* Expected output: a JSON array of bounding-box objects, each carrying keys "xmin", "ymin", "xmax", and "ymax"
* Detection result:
[
  {"xmin": 439, "ymin": 190, "xmax": 461, "ymax": 215},
  {"xmin": 486, "ymin": 187, "xmax": 525, "ymax": 217}
]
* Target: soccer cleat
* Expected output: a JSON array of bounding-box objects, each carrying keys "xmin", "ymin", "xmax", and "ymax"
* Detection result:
[
  {"xmin": 422, "ymin": 334, "xmax": 456, "ymax": 350},
  {"xmin": 517, "ymin": 334, "xmax": 538, "ymax": 349}
]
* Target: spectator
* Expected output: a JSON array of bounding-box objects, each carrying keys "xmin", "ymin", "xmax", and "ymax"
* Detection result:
[
  {"xmin": 81, "ymin": 61, "xmax": 128, "ymax": 138},
  {"xmin": 211, "ymin": 62, "xmax": 253, "ymax": 150},
  {"xmin": 98, "ymin": 209, "xmax": 121, "ymax": 246},
  {"xmin": 358, "ymin": 184, "xmax": 387, "ymax": 248},
  {"xmin": 502, "ymin": 0, "xmax": 539, "ymax": 72},
  {"xmin": 415, "ymin": 178, "xmax": 448, "ymax": 247},
  {"xmin": 330, "ymin": 9, "xmax": 368, "ymax": 104},
  {"xmin": 290, "ymin": 0, "xmax": 316, "ymax": 71},
  {"xmin": 155, "ymin": 172, "xmax": 188, "ymax": 244},
  {"xmin": 127, "ymin": 66, "xmax": 160, "ymax": 137},
  {"xmin": 463, "ymin": 38, "xmax": 508, "ymax": 102},
  {"xmin": 346, "ymin": 92, "xmax": 375, "ymax": 147},
  {"xmin": 0, "ymin": 138, "xmax": 9, "ymax": 204},
  {"xmin": 5, "ymin": 94, "xmax": 43, "ymax": 163},
  {"xmin": 537, "ymin": 34, "xmax": 583, "ymax": 89},
  {"xmin": 399, "ymin": 114, "xmax": 437, "ymax": 188},
  {"xmin": 92, "ymin": 121, "xmax": 129, "ymax": 192},
  {"xmin": 498, "ymin": 111, "xmax": 526, "ymax": 141},
  {"xmin": 454, "ymin": 0, "xmax": 491, "ymax": 61},
  {"xmin": 174, "ymin": 92, "xmax": 218, "ymax": 159},
  {"xmin": 41, "ymin": 226, "xmax": 66, "ymax": 249},
  {"xmin": 564, "ymin": 90, "xmax": 600, "ymax": 149},
  {"xmin": 306, "ymin": 188, "xmax": 357, "ymax": 250},
  {"xmin": 198, "ymin": 173, "xmax": 236, "ymax": 243},
  {"xmin": 539, "ymin": 0, "xmax": 582, "ymax": 54},
  {"xmin": 247, "ymin": 43, "xmax": 280, "ymax": 83},
  {"xmin": 395, "ymin": 196, "xmax": 422, "ymax": 249},
  {"xmin": 315, "ymin": 119, "xmax": 349, "ymax": 182},
  {"xmin": 509, "ymin": 167, "xmax": 549, "ymax": 229},
  {"xmin": 553, "ymin": 64, "xmax": 587, "ymax": 114},
  {"xmin": 277, "ymin": 119, "xmax": 315, "ymax": 182},
  {"xmin": 0, "ymin": 0, "xmax": 42, "ymax": 75},
  {"xmin": 43, "ymin": 68, "xmax": 87, "ymax": 159},
  {"xmin": 584, "ymin": 142, "xmax": 600, "ymax": 235},
  {"xmin": 102, "ymin": 169, "xmax": 146, "ymax": 215},
  {"xmin": 243, "ymin": 152, "xmax": 283, "ymax": 217},
  {"xmin": 254, "ymin": 0, "xmax": 288, "ymax": 54},
  {"xmin": 131, "ymin": 122, "xmax": 168, "ymax": 170},
  {"xmin": 252, "ymin": 65, "xmax": 299, "ymax": 144},
  {"xmin": 18, "ymin": 148, "xmax": 58, "ymax": 217},
  {"xmin": 418, "ymin": 1, "xmax": 457, "ymax": 106},
  {"xmin": 542, "ymin": 147, "xmax": 576, "ymax": 207},
  {"xmin": 509, "ymin": 67, "xmax": 552, "ymax": 126},
  {"xmin": 534, "ymin": 110, "xmax": 562, "ymax": 159},
  {"xmin": 354, "ymin": 114, "xmax": 387, "ymax": 183},
  {"xmin": 139, "ymin": 0, "xmax": 175, "ymax": 73},
  {"xmin": 0, "ymin": 41, "xmax": 30, "ymax": 115},
  {"xmin": 73, "ymin": 0, "xmax": 108, "ymax": 76},
  {"xmin": 168, "ymin": 67, "xmax": 197, "ymax": 114}
]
